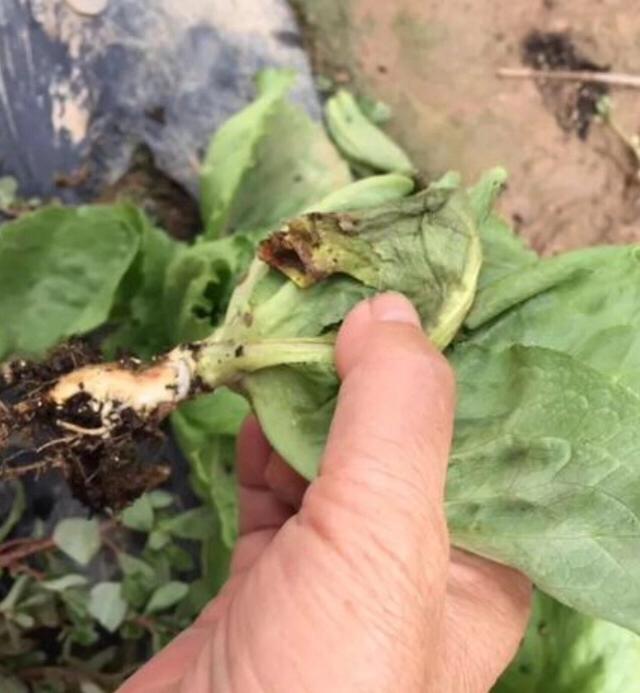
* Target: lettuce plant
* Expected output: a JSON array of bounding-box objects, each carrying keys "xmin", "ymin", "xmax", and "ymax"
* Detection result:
[{"xmin": 2, "ymin": 69, "xmax": 640, "ymax": 690}]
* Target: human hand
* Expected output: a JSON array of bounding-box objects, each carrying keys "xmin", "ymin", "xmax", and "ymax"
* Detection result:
[{"xmin": 119, "ymin": 293, "xmax": 531, "ymax": 693}]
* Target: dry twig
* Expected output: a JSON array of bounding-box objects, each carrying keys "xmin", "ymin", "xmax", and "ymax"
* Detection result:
[{"xmin": 497, "ymin": 67, "xmax": 640, "ymax": 89}]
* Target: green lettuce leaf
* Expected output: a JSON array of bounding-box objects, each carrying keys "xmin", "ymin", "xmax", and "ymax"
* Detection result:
[
  {"xmin": 103, "ymin": 209, "xmax": 182, "ymax": 359},
  {"xmin": 0, "ymin": 204, "xmax": 142, "ymax": 360},
  {"xmin": 303, "ymin": 173, "xmax": 414, "ymax": 213},
  {"xmin": 218, "ymin": 99, "xmax": 351, "ymax": 235},
  {"xmin": 464, "ymin": 245, "xmax": 640, "ymax": 395},
  {"xmin": 447, "ymin": 344, "xmax": 640, "ymax": 633},
  {"xmin": 495, "ymin": 591, "xmax": 640, "ymax": 693},
  {"xmin": 172, "ymin": 389, "xmax": 250, "ymax": 548},
  {"xmin": 325, "ymin": 89, "xmax": 416, "ymax": 176},
  {"xmin": 467, "ymin": 167, "xmax": 537, "ymax": 290},
  {"xmin": 163, "ymin": 234, "xmax": 255, "ymax": 344},
  {"xmin": 200, "ymin": 69, "xmax": 350, "ymax": 239}
]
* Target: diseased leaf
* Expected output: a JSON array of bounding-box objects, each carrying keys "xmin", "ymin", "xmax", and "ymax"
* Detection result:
[
  {"xmin": 495, "ymin": 591, "xmax": 640, "ymax": 693},
  {"xmin": 0, "ymin": 204, "xmax": 141, "ymax": 360},
  {"xmin": 144, "ymin": 581, "xmax": 189, "ymax": 614},
  {"xmin": 88, "ymin": 582, "xmax": 127, "ymax": 633},
  {"xmin": 325, "ymin": 89, "xmax": 415, "ymax": 175},
  {"xmin": 215, "ymin": 179, "xmax": 483, "ymax": 479},
  {"xmin": 255, "ymin": 180, "xmax": 481, "ymax": 344},
  {"xmin": 447, "ymin": 344, "xmax": 640, "ymax": 633},
  {"xmin": 52, "ymin": 518, "xmax": 101, "ymax": 566}
]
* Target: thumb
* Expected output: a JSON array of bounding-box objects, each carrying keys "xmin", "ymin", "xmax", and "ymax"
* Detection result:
[{"xmin": 300, "ymin": 292, "xmax": 455, "ymax": 596}]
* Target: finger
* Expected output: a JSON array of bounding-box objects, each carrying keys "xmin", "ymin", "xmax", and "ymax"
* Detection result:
[
  {"xmin": 265, "ymin": 451, "xmax": 309, "ymax": 509},
  {"xmin": 300, "ymin": 293, "xmax": 455, "ymax": 593},
  {"xmin": 445, "ymin": 549, "xmax": 532, "ymax": 690},
  {"xmin": 329, "ymin": 292, "xmax": 455, "ymax": 496},
  {"xmin": 236, "ymin": 416, "xmax": 293, "ymax": 536},
  {"xmin": 236, "ymin": 414, "xmax": 272, "ymax": 487},
  {"xmin": 232, "ymin": 417, "xmax": 293, "ymax": 575}
]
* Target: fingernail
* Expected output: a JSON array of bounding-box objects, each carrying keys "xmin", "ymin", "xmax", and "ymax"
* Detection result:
[{"xmin": 369, "ymin": 293, "xmax": 421, "ymax": 326}]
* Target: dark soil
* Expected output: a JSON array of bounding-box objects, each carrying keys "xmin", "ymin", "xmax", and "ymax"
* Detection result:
[
  {"xmin": 522, "ymin": 30, "xmax": 609, "ymax": 139},
  {"xmin": 1, "ymin": 343, "xmax": 170, "ymax": 511},
  {"xmin": 97, "ymin": 146, "xmax": 201, "ymax": 241}
]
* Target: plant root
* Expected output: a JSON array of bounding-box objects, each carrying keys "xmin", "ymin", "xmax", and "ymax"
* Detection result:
[{"xmin": 0, "ymin": 342, "xmax": 186, "ymax": 510}]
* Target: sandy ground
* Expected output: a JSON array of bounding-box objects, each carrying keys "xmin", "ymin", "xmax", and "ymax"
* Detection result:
[{"xmin": 294, "ymin": 0, "xmax": 640, "ymax": 253}]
